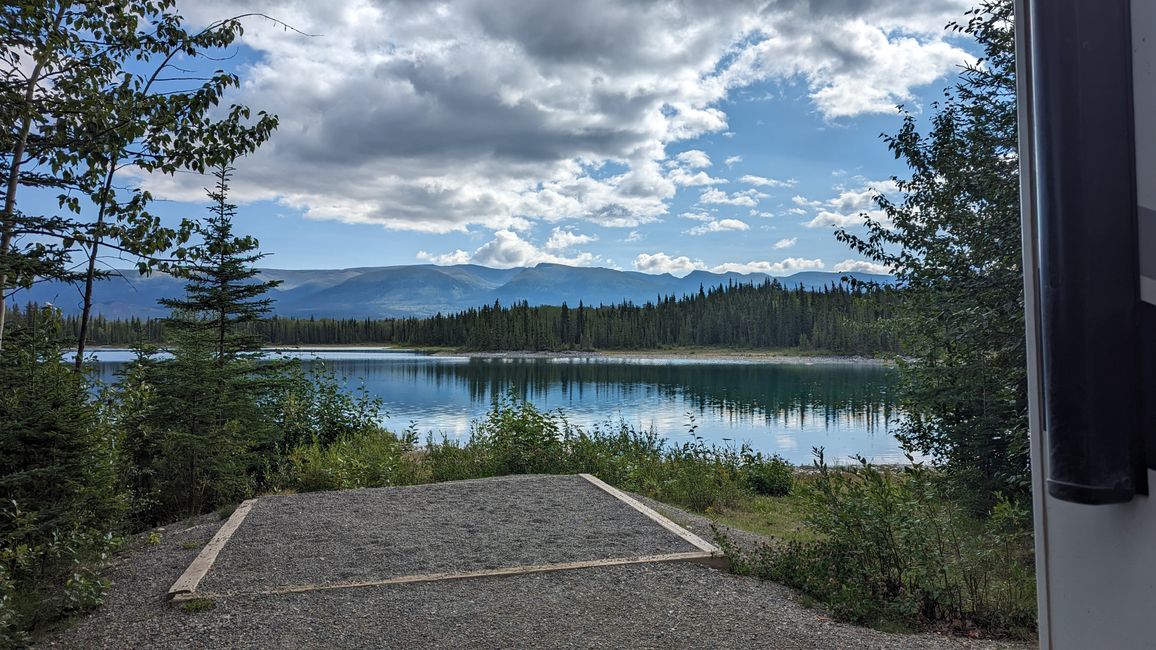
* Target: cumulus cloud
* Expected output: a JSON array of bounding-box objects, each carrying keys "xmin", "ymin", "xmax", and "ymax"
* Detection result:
[
  {"xmin": 740, "ymin": 175, "xmax": 798, "ymax": 188},
  {"xmin": 545, "ymin": 227, "xmax": 598, "ymax": 250},
  {"xmin": 773, "ymin": 237, "xmax": 797, "ymax": 249},
  {"xmin": 420, "ymin": 229, "xmax": 599, "ymax": 268},
  {"xmin": 675, "ymin": 150, "xmax": 712, "ymax": 169},
  {"xmin": 668, "ymin": 168, "xmax": 727, "ymax": 187},
  {"xmin": 633, "ymin": 252, "xmax": 825, "ymax": 277},
  {"xmin": 833, "ymin": 259, "xmax": 893, "ymax": 274},
  {"xmin": 710, "ymin": 257, "xmax": 824, "ymax": 275},
  {"xmin": 801, "ymin": 180, "xmax": 899, "ymax": 228},
  {"xmin": 699, "ymin": 187, "xmax": 761, "ymax": 207},
  {"xmin": 685, "ymin": 218, "xmax": 750, "ymax": 235},
  {"xmin": 152, "ymin": 0, "xmax": 972, "ymax": 234},
  {"xmin": 724, "ymin": 155, "xmax": 743, "ymax": 167},
  {"xmin": 417, "ymin": 249, "xmax": 472, "ymax": 265},
  {"xmin": 633, "ymin": 252, "xmax": 706, "ymax": 276}
]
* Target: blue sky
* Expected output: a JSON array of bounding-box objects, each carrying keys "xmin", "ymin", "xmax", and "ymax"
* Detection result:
[{"xmin": 129, "ymin": 0, "xmax": 979, "ymax": 277}]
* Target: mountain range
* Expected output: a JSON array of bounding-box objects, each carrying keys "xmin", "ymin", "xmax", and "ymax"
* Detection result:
[{"xmin": 17, "ymin": 263, "xmax": 895, "ymax": 320}]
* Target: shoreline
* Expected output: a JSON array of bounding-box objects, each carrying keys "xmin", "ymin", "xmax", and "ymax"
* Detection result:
[
  {"xmin": 85, "ymin": 344, "xmax": 896, "ymax": 366},
  {"xmin": 430, "ymin": 349, "xmax": 894, "ymax": 366}
]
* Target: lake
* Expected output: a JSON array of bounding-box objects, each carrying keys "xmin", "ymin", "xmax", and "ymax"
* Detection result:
[{"xmin": 87, "ymin": 349, "xmax": 903, "ymax": 465}]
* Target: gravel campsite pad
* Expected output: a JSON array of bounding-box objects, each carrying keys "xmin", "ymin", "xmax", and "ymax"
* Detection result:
[{"xmin": 195, "ymin": 474, "xmax": 701, "ymax": 594}]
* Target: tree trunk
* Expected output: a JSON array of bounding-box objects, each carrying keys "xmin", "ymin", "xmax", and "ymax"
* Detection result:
[{"xmin": 0, "ymin": 3, "xmax": 69, "ymax": 352}]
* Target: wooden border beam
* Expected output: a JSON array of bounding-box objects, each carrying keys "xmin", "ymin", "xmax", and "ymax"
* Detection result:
[
  {"xmin": 577, "ymin": 473, "xmax": 723, "ymax": 557},
  {"xmin": 167, "ymin": 499, "xmax": 257, "ymax": 601}
]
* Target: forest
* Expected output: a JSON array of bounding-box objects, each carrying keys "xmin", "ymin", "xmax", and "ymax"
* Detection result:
[{"xmin": 11, "ymin": 278, "xmax": 902, "ymax": 355}]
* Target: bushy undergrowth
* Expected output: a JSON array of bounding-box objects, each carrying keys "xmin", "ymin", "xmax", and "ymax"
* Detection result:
[
  {"xmin": 718, "ymin": 451, "xmax": 1036, "ymax": 637},
  {"xmin": 281, "ymin": 394, "xmax": 787, "ymax": 514}
]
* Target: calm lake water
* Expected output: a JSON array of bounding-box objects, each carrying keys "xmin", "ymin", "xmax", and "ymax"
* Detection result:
[{"xmin": 87, "ymin": 349, "xmax": 903, "ymax": 465}]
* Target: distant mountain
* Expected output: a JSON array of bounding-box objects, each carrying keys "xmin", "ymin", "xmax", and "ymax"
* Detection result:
[{"xmin": 16, "ymin": 263, "xmax": 895, "ymax": 320}]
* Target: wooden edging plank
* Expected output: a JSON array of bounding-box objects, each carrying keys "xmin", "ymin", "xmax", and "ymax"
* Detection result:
[
  {"xmin": 167, "ymin": 498, "xmax": 257, "ymax": 601},
  {"xmin": 181, "ymin": 550, "xmax": 718, "ymax": 601},
  {"xmin": 577, "ymin": 473, "xmax": 721, "ymax": 555}
]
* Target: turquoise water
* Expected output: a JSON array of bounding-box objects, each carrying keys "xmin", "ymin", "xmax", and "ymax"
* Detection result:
[{"xmin": 88, "ymin": 349, "xmax": 902, "ymax": 465}]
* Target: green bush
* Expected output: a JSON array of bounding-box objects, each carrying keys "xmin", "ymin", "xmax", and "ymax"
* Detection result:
[
  {"xmin": 0, "ymin": 310, "xmax": 122, "ymax": 642},
  {"xmin": 287, "ymin": 427, "xmax": 422, "ymax": 492},
  {"xmin": 742, "ymin": 450, "xmax": 794, "ymax": 496},
  {"xmin": 719, "ymin": 450, "xmax": 1036, "ymax": 636}
]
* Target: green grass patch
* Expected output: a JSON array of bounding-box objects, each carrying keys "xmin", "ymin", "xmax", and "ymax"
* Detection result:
[
  {"xmin": 178, "ymin": 598, "xmax": 215, "ymax": 613},
  {"xmin": 706, "ymin": 492, "xmax": 819, "ymax": 544}
]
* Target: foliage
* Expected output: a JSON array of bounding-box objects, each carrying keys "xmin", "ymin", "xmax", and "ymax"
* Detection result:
[
  {"xmin": 0, "ymin": 308, "xmax": 121, "ymax": 643},
  {"xmin": 282, "ymin": 394, "xmax": 786, "ymax": 514},
  {"xmin": 720, "ymin": 451, "xmax": 1036, "ymax": 636},
  {"xmin": 160, "ymin": 166, "xmax": 281, "ymax": 361},
  {"xmin": 0, "ymin": 1, "xmax": 278, "ymax": 356},
  {"xmin": 742, "ymin": 450, "xmax": 794, "ymax": 497},
  {"xmin": 265, "ymin": 362, "xmax": 388, "ymax": 451},
  {"xmin": 287, "ymin": 428, "xmax": 422, "ymax": 493},
  {"xmin": 835, "ymin": 0, "xmax": 1025, "ymax": 510},
  {"xmin": 110, "ymin": 165, "xmax": 283, "ymax": 525}
]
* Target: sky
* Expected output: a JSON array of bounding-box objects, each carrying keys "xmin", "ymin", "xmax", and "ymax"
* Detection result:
[{"xmin": 136, "ymin": 0, "xmax": 980, "ymax": 277}]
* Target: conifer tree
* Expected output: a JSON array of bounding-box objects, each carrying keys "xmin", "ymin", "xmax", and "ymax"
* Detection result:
[{"xmin": 118, "ymin": 164, "xmax": 281, "ymax": 522}]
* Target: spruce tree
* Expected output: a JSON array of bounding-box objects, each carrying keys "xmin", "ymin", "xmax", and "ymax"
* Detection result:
[{"xmin": 118, "ymin": 164, "xmax": 281, "ymax": 522}]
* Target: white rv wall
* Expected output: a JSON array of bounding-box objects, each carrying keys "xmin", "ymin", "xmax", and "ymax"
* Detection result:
[{"xmin": 1034, "ymin": 3, "xmax": 1156, "ymax": 648}]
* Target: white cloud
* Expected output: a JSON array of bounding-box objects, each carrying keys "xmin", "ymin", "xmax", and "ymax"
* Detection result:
[
  {"xmin": 668, "ymin": 168, "xmax": 727, "ymax": 187},
  {"xmin": 417, "ymin": 249, "xmax": 472, "ymax": 265},
  {"xmin": 675, "ymin": 150, "xmax": 712, "ymax": 169},
  {"xmin": 633, "ymin": 252, "xmax": 706, "ymax": 277},
  {"xmin": 724, "ymin": 155, "xmax": 743, "ymax": 167},
  {"xmin": 773, "ymin": 237, "xmax": 797, "ymax": 249},
  {"xmin": 833, "ymin": 259, "xmax": 893, "ymax": 274},
  {"xmin": 149, "ymin": 0, "xmax": 973, "ymax": 235},
  {"xmin": 710, "ymin": 257, "xmax": 825, "ymax": 275},
  {"xmin": 740, "ymin": 175, "xmax": 798, "ymax": 188},
  {"xmin": 801, "ymin": 180, "xmax": 899, "ymax": 228},
  {"xmin": 624, "ymin": 230, "xmax": 643, "ymax": 242},
  {"xmin": 792, "ymin": 195, "xmax": 823, "ymax": 209},
  {"xmin": 634, "ymin": 252, "xmax": 825, "ymax": 277},
  {"xmin": 544, "ymin": 227, "xmax": 597, "ymax": 250},
  {"xmin": 699, "ymin": 187, "xmax": 760, "ymax": 207},
  {"xmin": 680, "ymin": 211, "xmax": 714, "ymax": 222},
  {"xmin": 685, "ymin": 218, "xmax": 750, "ymax": 235},
  {"xmin": 421, "ymin": 229, "xmax": 599, "ymax": 268}
]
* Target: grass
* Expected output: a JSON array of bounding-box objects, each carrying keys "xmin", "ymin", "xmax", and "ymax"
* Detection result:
[
  {"xmin": 178, "ymin": 598, "xmax": 215, "ymax": 613},
  {"xmin": 704, "ymin": 491, "xmax": 820, "ymax": 544}
]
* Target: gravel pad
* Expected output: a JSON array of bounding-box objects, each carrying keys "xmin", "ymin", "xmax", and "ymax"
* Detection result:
[
  {"xmin": 197, "ymin": 475, "xmax": 699, "ymax": 593},
  {"xmin": 43, "ymin": 491, "xmax": 1030, "ymax": 650}
]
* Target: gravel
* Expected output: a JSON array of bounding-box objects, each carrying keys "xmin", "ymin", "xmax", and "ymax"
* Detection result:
[
  {"xmin": 40, "ymin": 476, "xmax": 1034, "ymax": 649},
  {"xmin": 199, "ymin": 475, "xmax": 698, "ymax": 593}
]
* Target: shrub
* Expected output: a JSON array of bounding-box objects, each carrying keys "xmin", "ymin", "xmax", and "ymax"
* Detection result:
[
  {"xmin": 287, "ymin": 427, "xmax": 422, "ymax": 492},
  {"xmin": 742, "ymin": 449, "xmax": 794, "ymax": 496},
  {"xmin": 719, "ymin": 449, "xmax": 1036, "ymax": 636}
]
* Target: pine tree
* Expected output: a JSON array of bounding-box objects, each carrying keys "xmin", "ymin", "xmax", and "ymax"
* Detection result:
[
  {"xmin": 117, "ymin": 164, "xmax": 281, "ymax": 522},
  {"xmin": 160, "ymin": 166, "xmax": 279, "ymax": 364}
]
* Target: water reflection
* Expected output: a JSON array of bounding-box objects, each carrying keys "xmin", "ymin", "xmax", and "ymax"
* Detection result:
[{"xmin": 88, "ymin": 350, "xmax": 902, "ymax": 465}]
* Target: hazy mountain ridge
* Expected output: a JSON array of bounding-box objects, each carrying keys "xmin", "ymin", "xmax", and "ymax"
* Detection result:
[{"xmin": 18, "ymin": 263, "xmax": 895, "ymax": 320}]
